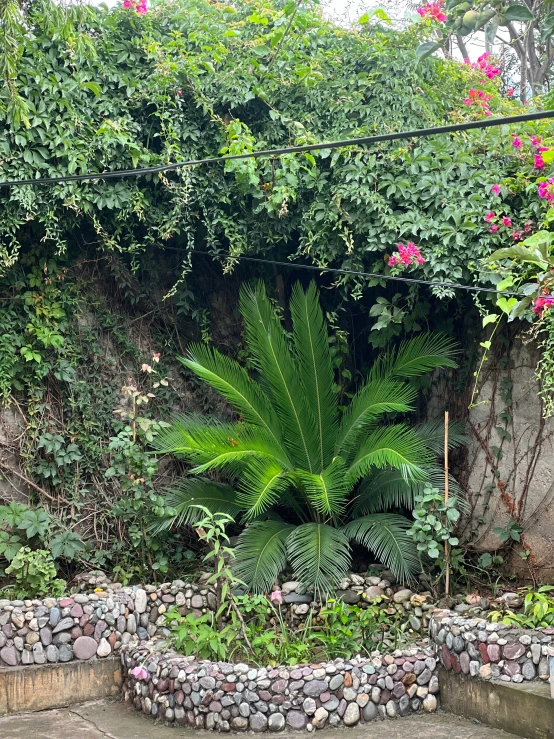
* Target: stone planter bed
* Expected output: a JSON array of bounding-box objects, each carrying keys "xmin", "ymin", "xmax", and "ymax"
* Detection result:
[
  {"xmin": 121, "ymin": 645, "xmax": 439, "ymax": 731},
  {"xmin": 430, "ymin": 609, "xmax": 553, "ymax": 683},
  {"xmin": 0, "ymin": 572, "xmax": 430, "ymax": 669}
]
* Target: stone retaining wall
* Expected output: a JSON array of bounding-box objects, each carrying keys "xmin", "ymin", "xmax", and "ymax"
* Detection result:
[
  {"xmin": 0, "ymin": 574, "xmax": 429, "ymax": 669},
  {"xmin": 430, "ymin": 610, "xmax": 553, "ymax": 683},
  {"xmin": 121, "ymin": 645, "xmax": 439, "ymax": 731}
]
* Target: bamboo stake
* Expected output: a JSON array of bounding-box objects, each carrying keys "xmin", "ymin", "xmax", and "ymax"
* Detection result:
[{"xmin": 444, "ymin": 410, "xmax": 450, "ymax": 597}]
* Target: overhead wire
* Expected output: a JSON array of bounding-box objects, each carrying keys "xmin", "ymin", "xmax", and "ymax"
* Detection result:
[
  {"xmin": 190, "ymin": 250, "xmax": 523, "ymax": 296},
  {"xmin": 1, "ymin": 109, "xmax": 554, "ymax": 188}
]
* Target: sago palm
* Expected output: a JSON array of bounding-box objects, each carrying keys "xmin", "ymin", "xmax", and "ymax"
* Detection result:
[{"xmin": 152, "ymin": 281, "xmax": 462, "ymax": 593}]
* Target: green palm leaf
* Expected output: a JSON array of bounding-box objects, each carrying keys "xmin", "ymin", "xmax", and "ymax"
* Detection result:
[
  {"xmin": 233, "ymin": 521, "xmax": 295, "ymax": 593},
  {"xmin": 148, "ymin": 478, "xmax": 241, "ymax": 535},
  {"xmin": 347, "ymin": 424, "xmax": 432, "ymax": 484},
  {"xmin": 413, "ymin": 420, "xmax": 467, "ymax": 455},
  {"xmin": 371, "ymin": 333, "xmax": 459, "ymax": 380},
  {"xmin": 343, "ymin": 513, "xmax": 420, "ymax": 582},
  {"xmin": 286, "ymin": 522, "xmax": 350, "ymax": 594},
  {"xmin": 237, "ymin": 459, "xmax": 290, "ymax": 519},
  {"xmin": 240, "ymin": 282, "xmax": 319, "ymax": 472},
  {"xmin": 296, "ymin": 457, "xmax": 349, "ymax": 517},
  {"xmin": 290, "ymin": 281, "xmax": 338, "ymax": 469},
  {"xmin": 352, "ymin": 466, "xmax": 468, "ymax": 516},
  {"xmin": 151, "ymin": 415, "xmax": 291, "ymax": 475},
  {"xmin": 178, "ymin": 345, "xmax": 284, "ymax": 448},
  {"xmin": 336, "ymin": 379, "xmax": 416, "ymax": 459}
]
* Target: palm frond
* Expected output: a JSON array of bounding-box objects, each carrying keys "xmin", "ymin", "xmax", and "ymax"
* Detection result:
[
  {"xmin": 352, "ymin": 466, "xmax": 468, "ymax": 516},
  {"xmin": 352, "ymin": 469, "xmax": 420, "ymax": 517},
  {"xmin": 336, "ymin": 379, "xmax": 417, "ymax": 460},
  {"xmin": 296, "ymin": 457, "xmax": 349, "ymax": 517},
  {"xmin": 371, "ymin": 333, "xmax": 459, "ymax": 380},
  {"xmin": 151, "ymin": 415, "xmax": 290, "ymax": 475},
  {"xmin": 148, "ymin": 478, "xmax": 241, "ymax": 535},
  {"xmin": 289, "ymin": 281, "xmax": 338, "ymax": 469},
  {"xmin": 286, "ymin": 522, "xmax": 350, "ymax": 594},
  {"xmin": 178, "ymin": 344, "xmax": 284, "ymax": 448},
  {"xmin": 240, "ymin": 282, "xmax": 319, "ymax": 473},
  {"xmin": 233, "ymin": 521, "xmax": 295, "ymax": 593},
  {"xmin": 413, "ymin": 420, "xmax": 467, "ymax": 455},
  {"xmin": 237, "ymin": 459, "xmax": 291, "ymax": 519},
  {"xmin": 343, "ymin": 513, "xmax": 420, "ymax": 583},
  {"xmin": 347, "ymin": 424, "xmax": 432, "ymax": 484}
]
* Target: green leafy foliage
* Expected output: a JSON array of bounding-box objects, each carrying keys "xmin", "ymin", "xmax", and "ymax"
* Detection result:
[
  {"xmin": 154, "ymin": 282, "xmax": 459, "ymax": 591},
  {"xmin": 4, "ymin": 547, "xmax": 65, "ymax": 599},
  {"xmin": 489, "ymin": 585, "xmax": 554, "ymax": 627},
  {"xmin": 408, "ymin": 486, "xmax": 460, "ymax": 560}
]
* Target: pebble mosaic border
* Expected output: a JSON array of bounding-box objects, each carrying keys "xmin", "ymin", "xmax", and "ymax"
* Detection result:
[
  {"xmin": 430, "ymin": 609, "xmax": 553, "ymax": 683},
  {"xmin": 121, "ymin": 646, "xmax": 439, "ymax": 730}
]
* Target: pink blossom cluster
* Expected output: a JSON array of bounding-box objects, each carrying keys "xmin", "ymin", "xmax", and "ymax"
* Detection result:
[
  {"xmin": 484, "ymin": 211, "xmax": 529, "ymax": 241},
  {"xmin": 538, "ymin": 178, "xmax": 554, "ymax": 201},
  {"xmin": 533, "ymin": 295, "xmax": 554, "ymax": 316},
  {"xmin": 416, "ymin": 0, "xmax": 446, "ymax": 22},
  {"xmin": 388, "ymin": 242, "xmax": 425, "ymax": 268},
  {"xmin": 463, "ymin": 88, "xmax": 492, "ymax": 117},
  {"xmin": 510, "ymin": 133, "xmax": 549, "ymax": 169},
  {"xmin": 464, "ymin": 53, "xmax": 500, "ymax": 80},
  {"xmin": 123, "ymin": 0, "xmax": 147, "ymax": 13}
]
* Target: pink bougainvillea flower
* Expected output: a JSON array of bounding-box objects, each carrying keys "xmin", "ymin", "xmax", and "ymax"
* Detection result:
[
  {"xmin": 123, "ymin": 0, "xmax": 147, "ymax": 13},
  {"xmin": 502, "ymin": 216, "xmax": 512, "ymax": 227},
  {"xmin": 491, "ymin": 184, "xmax": 501, "ymax": 195},
  {"xmin": 533, "ymin": 295, "xmax": 554, "ymax": 316},
  {"xmin": 512, "ymin": 230, "xmax": 522, "ymax": 241},
  {"xmin": 512, "ymin": 136, "xmax": 522, "ymax": 149},
  {"xmin": 389, "ymin": 242, "xmax": 425, "ymax": 269},
  {"xmin": 270, "ymin": 590, "xmax": 283, "ymax": 605},
  {"xmin": 535, "ymin": 154, "xmax": 546, "ymax": 170},
  {"xmin": 417, "ymin": 0, "xmax": 446, "ymax": 21},
  {"xmin": 538, "ymin": 178, "xmax": 554, "ymax": 201},
  {"xmin": 130, "ymin": 666, "xmax": 148, "ymax": 680},
  {"xmin": 484, "ymin": 212, "xmax": 495, "ymax": 222},
  {"xmin": 490, "ymin": 224, "xmax": 499, "ymax": 233}
]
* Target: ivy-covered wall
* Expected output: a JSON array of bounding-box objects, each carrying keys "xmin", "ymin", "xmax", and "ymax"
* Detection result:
[{"xmin": 2, "ymin": 0, "xmax": 554, "ymax": 582}]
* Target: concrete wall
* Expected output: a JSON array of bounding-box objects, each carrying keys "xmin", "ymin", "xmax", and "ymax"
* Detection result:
[
  {"xmin": 460, "ymin": 340, "xmax": 554, "ymax": 580},
  {"xmin": 0, "ymin": 657, "xmax": 121, "ymax": 714}
]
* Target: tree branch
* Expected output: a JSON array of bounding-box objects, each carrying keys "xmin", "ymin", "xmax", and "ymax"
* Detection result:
[{"xmin": 456, "ymin": 35, "xmax": 469, "ymax": 61}]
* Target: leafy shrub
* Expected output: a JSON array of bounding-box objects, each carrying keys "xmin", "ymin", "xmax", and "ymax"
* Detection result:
[
  {"xmin": 4, "ymin": 547, "xmax": 65, "ymax": 599},
  {"xmin": 489, "ymin": 585, "xmax": 554, "ymax": 628}
]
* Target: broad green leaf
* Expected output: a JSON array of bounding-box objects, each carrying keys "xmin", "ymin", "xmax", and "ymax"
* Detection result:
[
  {"xmin": 415, "ymin": 42, "xmax": 441, "ymax": 62},
  {"xmin": 482, "ymin": 314, "xmax": 499, "ymax": 327},
  {"xmin": 503, "ymin": 4, "xmax": 534, "ymax": 21}
]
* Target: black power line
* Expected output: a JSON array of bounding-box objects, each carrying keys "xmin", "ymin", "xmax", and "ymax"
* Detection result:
[
  {"xmin": 191, "ymin": 251, "xmax": 522, "ymax": 296},
  {"xmin": 1, "ymin": 109, "xmax": 553, "ymax": 188}
]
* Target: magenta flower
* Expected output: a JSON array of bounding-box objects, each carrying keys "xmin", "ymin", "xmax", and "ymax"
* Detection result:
[
  {"xmin": 538, "ymin": 178, "xmax": 554, "ymax": 201},
  {"xmin": 502, "ymin": 216, "xmax": 512, "ymax": 227},
  {"xmin": 490, "ymin": 224, "xmax": 499, "ymax": 233},
  {"xmin": 507, "ymin": 88, "xmax": 514, "ymax": 96},
  {"xmin": 512, "ymin": 231, "xmax": 522, "ymax": 241},
  {"xmin": 491, "ymin": 184, "xmax": 501, "ymax": 195},
  {"xmin": 389, "ymin": 242, "xmax": 424, "ymax": 269},
  {"xmin": 511, "ymin": 136, "xmax": 522, "ymax": 149},
  {"xmin": 484, "ymin": 212, "xmax": 495, "ymax": 222},
  {"xmin": 130, "ymin": 666, "xmax": 148, "ymax": 680},
  {"xmin": 535, "ymin": 154, "xmax": 546, "ymax": 170},
  {"xmin": 417, "ymin": 0, "xmax": 446, "ymax": 21}
]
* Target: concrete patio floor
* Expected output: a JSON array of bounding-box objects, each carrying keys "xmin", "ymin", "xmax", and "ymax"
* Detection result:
[{"xmin": 0, "ymin": 699, "xmax": 519, "ymax": 739}]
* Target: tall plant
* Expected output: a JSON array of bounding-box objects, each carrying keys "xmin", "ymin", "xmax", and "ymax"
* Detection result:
[{"xmin": 152, "ymin": 282, "xmax": 461, "ymax": 592}]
